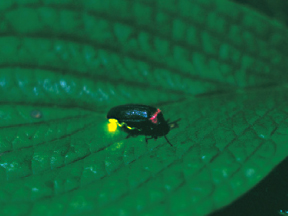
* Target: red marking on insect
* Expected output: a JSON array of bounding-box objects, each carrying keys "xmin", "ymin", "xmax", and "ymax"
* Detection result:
[{"xmin": 149, "ymin": 108, "xmax": 161, "ymax": 124}]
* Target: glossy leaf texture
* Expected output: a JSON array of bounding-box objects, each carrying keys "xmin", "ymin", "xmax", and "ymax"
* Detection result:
[{"xmin": 0, "ymin": 0, "xmax": 288, "ymax": 216}]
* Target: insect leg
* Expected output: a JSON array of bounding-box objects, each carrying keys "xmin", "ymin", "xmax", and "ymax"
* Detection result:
[
  {"xmin": 164, "ymin": 136, "xmax": 173, "ymax": 147},
  {"xmin": 145, "ymin": 136, "xmax": 154, "ymax": 143}
]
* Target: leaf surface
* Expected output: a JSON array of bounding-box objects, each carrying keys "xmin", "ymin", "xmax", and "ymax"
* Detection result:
[{"xmin": 0, "ymin": 0, "xmax": 288, "ymax": 215}]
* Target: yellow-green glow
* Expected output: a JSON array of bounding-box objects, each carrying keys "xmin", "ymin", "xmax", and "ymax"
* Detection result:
[
  {"xmin": 110, "ymin": 142, "xmax": 124, "ymax": 151},
  {"xmin": 117, "ymin": 122, "xmax": 126, "ymax": 127},
  {"xmin": 108, "ymin": 119, "xmax": 118, "ymax": 132},
  {"xmin": 107, "ymin": 118, "xmax": 142, "ymax": 132}
]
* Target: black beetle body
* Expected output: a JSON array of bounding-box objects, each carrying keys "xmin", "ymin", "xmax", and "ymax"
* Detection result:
[{"xmin": 107, "ymin": 104, "xmax": 174, "ymax": 146}]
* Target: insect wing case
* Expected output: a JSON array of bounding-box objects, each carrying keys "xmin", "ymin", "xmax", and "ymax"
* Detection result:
[
  {"xmin": 107, "ymin": 104, "xmax": 155, "ymax": 122},
  {"xmin": 107, "ymin": 104, "xmax": 170, "ymax": 136}
]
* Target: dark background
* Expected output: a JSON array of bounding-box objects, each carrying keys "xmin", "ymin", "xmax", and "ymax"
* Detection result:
[
  {"xmin": 211, "ymin": 157, "xmax": 288, "ymax": 215},
  {"xmin": 212, "ymin": 2, "xmax": 288, "ymax": 215}
]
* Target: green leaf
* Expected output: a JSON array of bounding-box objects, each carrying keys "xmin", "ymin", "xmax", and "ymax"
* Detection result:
[{"xmin": 0, "ymin": 0, "xmax": 288, "ymax": 216}]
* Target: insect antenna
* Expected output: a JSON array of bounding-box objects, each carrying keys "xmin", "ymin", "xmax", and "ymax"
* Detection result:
[{"xmin": 168, "ymin": 118, "xmax": 181, "ymax": 129}]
